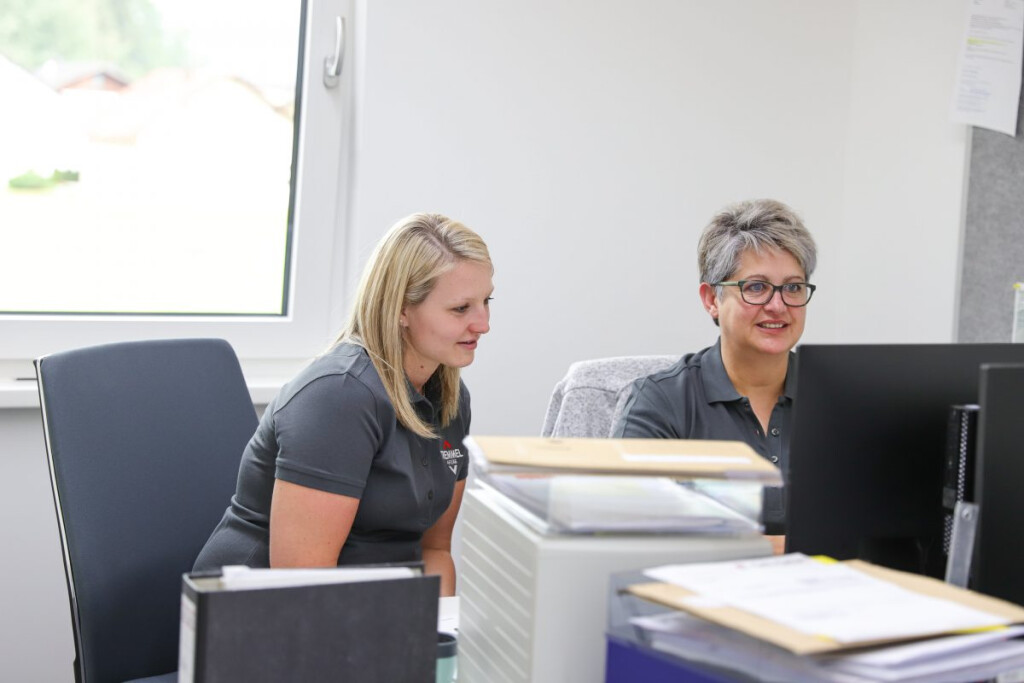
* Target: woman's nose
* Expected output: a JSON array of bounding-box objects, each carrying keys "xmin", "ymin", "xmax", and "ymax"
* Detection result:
[
  {"xmin": 763, "ymin": 288, "xmax": 788, "ymax": 312},
  {"xmin": 470, "ymin": 308, "xmax": 490, "ymax": 334}
]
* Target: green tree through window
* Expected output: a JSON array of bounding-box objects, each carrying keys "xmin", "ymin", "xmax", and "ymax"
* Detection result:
[{"xmin": 0, "ymin": 0, "xmax": 187, "ymax": 76}]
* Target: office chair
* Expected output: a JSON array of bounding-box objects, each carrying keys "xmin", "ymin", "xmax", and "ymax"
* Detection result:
[
  {"xmin": 35, "ymin": 338, "xmax": 258, "ymax": 683},
  {"xmin": 541, "ymin": 355, "xmax": 679, "ymax": 437}
]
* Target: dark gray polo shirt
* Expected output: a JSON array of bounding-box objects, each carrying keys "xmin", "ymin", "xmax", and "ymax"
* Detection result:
[
  {"xmin": 612, "ymin": 339, "xmax": 794, "ymax": 533},
  {"xmin": 194, "ymin": 342, "xmax": 471, "ymax": 570}
]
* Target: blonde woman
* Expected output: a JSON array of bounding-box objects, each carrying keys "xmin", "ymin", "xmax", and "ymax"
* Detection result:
[{"xmin": 195, "ymin": 213, "xmax": 493, "ymax": 595}]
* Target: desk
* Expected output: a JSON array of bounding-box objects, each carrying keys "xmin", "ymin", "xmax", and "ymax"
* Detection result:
[{"xmin": 605, "ymin": 635, "xmax": 745, "ymax": 683}]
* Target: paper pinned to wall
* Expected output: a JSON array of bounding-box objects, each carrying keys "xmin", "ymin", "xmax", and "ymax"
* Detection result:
[{"xmin": 951, "ymin": 0, "xmax": 1024, "ymax": 136}]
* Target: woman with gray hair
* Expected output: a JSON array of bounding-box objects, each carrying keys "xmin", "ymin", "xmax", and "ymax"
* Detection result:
[{"xmin": 613, "ymin": 198, "xmax": 817, "ymax": 543}]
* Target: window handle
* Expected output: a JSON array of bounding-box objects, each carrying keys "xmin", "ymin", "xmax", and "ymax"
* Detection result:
[{"xmin": 323, "ymin": 16, "xmax": 345, "ymax": 88}]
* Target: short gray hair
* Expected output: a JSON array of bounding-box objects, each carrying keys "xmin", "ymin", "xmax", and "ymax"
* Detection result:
[{"xmin": 698, "ymin": 199, "xmax": 817, "ymax": 289}]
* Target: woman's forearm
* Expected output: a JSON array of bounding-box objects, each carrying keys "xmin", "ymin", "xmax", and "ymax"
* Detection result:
[{"xmin": 422, "ymin": 548, "xmax": 456, "ymax": 596}]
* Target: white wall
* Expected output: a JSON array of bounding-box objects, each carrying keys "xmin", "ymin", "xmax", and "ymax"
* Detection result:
[
  {"xmin": 835, "ymin": 0, "xmax": 970, "ymax": 343},
  {"xmin": 0, "ymin": 1, "xmax": 973, "ymax": 679},
  {"xmin": 1, "ymin": 410, "xmax": 75, "ymax": 682},
  {"xmin": 345, "ymin": 0, "xmax": 969, "ymax": 437}
]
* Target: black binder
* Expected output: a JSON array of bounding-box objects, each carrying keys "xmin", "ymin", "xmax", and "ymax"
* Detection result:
[{"xmin": 179, "ymin": 568, "xmax": 440, "ymax": 682}]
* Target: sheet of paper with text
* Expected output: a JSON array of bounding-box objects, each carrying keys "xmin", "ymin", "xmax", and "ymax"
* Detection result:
[{"xmin": 951, "ymin": 0, "xmax": 1024, "ymax": 136}]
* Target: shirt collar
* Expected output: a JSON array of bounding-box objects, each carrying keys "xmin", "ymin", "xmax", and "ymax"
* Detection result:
[
  {"xmin": 782, "ymin": 352, "xmax": 797, "ymax": 399},
  {"xmin": 701, "ymin": 338, "xmax": 797, "ymax": 403},
  {"xmin": 701, "ymin": 339, "xmax": 742, "ymax": 403},
  {"xmin": 406, "ymin": 371, "xmax": 442, "ymax": 406}
]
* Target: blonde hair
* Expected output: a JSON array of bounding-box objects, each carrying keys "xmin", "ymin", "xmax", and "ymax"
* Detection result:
[{"xmin": 336, "ymin": 213, "xmax": 492, "ymax": 438}]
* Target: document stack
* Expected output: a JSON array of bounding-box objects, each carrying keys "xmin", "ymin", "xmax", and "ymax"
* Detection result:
[
  {"xmin": 611, "ymin": 553, "xmax": 1024, "ymax": 683},
  {"xmin": 465, "ymin": 435, "xmax": 781, "ymax": 535}
]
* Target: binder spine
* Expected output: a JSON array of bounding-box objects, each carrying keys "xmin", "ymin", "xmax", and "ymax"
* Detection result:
[{"xmin": 179, "ymin": 577, "xmax": 211, "ymax": 683}]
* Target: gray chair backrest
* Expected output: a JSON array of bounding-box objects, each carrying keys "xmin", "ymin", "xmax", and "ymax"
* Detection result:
[
  {"xmin": 541, "ymin": 355, "xmax": 679, "ymax": 437},
  {"xmin": 35, "ymin": 338, "xmax": 258, "ymax": 683}
]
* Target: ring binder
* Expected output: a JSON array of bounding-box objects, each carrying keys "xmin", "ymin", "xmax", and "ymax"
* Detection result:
[{"xmin": 179, "ymin": 567, "xmax": 440, "ymax": 682}]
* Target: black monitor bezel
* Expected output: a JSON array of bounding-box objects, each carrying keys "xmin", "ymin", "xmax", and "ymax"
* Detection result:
[{"xmin": 785, "ymin": 343, "xmax": 1024, "ymax": 578}]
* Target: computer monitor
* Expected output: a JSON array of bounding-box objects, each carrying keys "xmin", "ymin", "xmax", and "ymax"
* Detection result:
[
  {"xmin": 973, "ymin": 363, "xmax": 1024, "ymax": 605},
  {"xmin": 785, "ymin": 344, "xmax": 1024, "ymax": 578}
]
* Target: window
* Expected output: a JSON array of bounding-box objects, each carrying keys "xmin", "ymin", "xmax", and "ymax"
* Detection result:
[{"xmin": 0, "ymin": 0, "xmax": 353, "ymax": 362}]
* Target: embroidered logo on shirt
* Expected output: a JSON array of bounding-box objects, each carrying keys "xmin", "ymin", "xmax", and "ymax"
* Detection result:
[{"xmin": 440, "ymin": 441, "xmax": 463, "ymax": 475}]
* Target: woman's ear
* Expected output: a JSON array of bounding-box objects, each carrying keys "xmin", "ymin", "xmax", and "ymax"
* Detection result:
[{"xmin": 698, "ymin": 282, "xmax": 719, "ymax": 321}]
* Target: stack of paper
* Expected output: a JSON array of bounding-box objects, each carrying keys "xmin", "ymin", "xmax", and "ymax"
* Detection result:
[
  {"xmin": 625, "ymin": 554, "xmax": 1024, "ymax": 683},
  {"xmin": 632, "ymin": 612, "xmax": 1024, "ymax": 683},
  {"xmin": 484, "ymin": 475, "xmax": 759, "ymax": 534},
  {"xmin": 215, "ymin": 564, "xmax": 418, "ymax": 590}
]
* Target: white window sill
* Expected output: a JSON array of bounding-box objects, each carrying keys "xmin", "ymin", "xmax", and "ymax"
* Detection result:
[
  {"xmin": 0, "ymin": 358, "xmax": 300, "ymax": 410},
  {"xmin": 0, "ymin": 380, "xmax": 39, "ymax": 409}
]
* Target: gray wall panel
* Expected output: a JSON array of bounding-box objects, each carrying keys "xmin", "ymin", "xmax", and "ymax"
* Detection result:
[{"xmin": 960, "ymin": 85, "xmax": 1024, "ymax": 342}]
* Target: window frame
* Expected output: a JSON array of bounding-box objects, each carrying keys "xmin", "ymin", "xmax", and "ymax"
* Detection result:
[{"xmin": 0, "ymin": 0, "xmax": 355, "ymax": 367}]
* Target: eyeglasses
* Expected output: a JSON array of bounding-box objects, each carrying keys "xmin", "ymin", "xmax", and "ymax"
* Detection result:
[{"xmin": 714, "ymin": 280, "xmax": 816, "ymax": 307}]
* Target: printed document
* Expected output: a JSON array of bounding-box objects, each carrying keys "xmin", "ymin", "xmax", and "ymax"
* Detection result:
[
  {"xmin": 645, "ymin": 554, "xmax": 1009, "ymax": 643},
  {"xmin": 951, "ymin": 0, "xmax": 1024, "ymax": 135},
  {"xmin": 217, "ymin": 564, "xmax": 417, "ymax": 590}
]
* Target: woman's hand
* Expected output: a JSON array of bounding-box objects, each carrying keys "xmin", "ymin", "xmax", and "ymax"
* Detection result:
[{"xmin": 269, "ymin": 479, "xmax": 360, "ymax": 567}]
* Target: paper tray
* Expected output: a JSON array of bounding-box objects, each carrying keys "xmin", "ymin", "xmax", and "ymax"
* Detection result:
[{"xmin": 481, "ymin": 474, "xmax": 761, "ymax": 535}]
